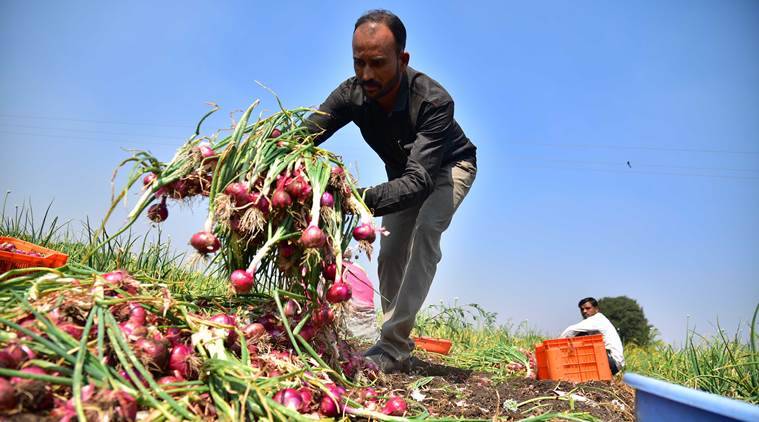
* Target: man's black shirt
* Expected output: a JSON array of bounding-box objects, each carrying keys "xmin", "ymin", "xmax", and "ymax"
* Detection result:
[{"xmin": 306, "ymin": 66, "xmax": 477, "ymax": 216}]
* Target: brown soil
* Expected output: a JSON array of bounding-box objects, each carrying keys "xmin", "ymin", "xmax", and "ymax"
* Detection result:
[{"xmin": 373, "ymin": 354, "xmax": 635, "ymax": 421}]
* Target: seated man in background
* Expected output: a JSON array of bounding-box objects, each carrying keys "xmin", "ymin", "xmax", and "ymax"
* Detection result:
[{"xmin": 560, "ymin": 297, "xmax": 625, "ymax": 375}]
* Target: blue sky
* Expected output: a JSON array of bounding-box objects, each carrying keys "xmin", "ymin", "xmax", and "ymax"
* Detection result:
[{"xmin": 1, "ymin": 1, "xmax": 757, "ymax": 344}]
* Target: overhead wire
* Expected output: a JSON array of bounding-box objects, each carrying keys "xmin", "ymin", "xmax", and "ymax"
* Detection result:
[
  {"xmin": 2, "ymin": 117, "xmax": 758, "ymax": 181},
  {"xmin": 508, "ymin": 163, "xmax": 759, "ymax": 180},
  {"xmin": 506, "ymin": 157, "xmax": 759, "ymax": 175},
  {"xmin": 0, "ymin": 113, "xmax": 189, "ymax": 128},
  {"xmin": 504, "ymin": 141, "xmax": 759, "ymax": 155},
  {"xmin": 1, "ymin": 123, "xmax": 184, "ymax": 140}
]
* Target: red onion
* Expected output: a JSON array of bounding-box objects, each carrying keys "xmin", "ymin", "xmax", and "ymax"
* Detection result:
[
  {"xmin": 352, "ymin": 223, "xmax": 376, "ymax": 243},
  {"xmin": 279, "ymin": 242, "xmax": 296, "ymax": 258},
  {"xmin": 298, "ymin": 324, "xmax": 316, "ymax": 342},
  {"xmin": 0, "ymin": 378, "xmax": 17, "ymax": 411},
  {"xmin": 326, "ymin": 282, "xmax": 352, "ymax": 304},
  {"xmin": 283, "ymin": 299, "xmax": 299, "ymax": 318},
  {"xmin": 19, "ymin": 344, "xmax": 35, "ymax": 361},
  {"xmin": 322, "ymin": 262, "xmax": 337, "ymax": 281},
  {"xmin": 147, "ymin": 197, "xmax": 168, "ymax": 223},
  {"xmin": 134, "ymin": 338, "xmax": 170, "ymax": 372},
  {"xmin": 154, "ymin": 186, "xmax": 168, "ymax": 198},
  {"xmin": 229, "ymin": 269, "xmax": 255, "ymax": 294},
  {"xmin": 128, "ymin": 303, "xmax": 147, "ymax": 325},
  {"xmin": 196, "ymin": 144, "xmax": 216, "ymax": 159},
  {"xmin": 274, "ymin": 388, "xmax": 303, "ymax": 412},
  {"xmin": 331, "ymin": 166, "xmax": 344, "ymax": 178},
  {"xmin": 250, "ymin": 192, "xmax": 270, "ymax": 214},
  {"xmin": 271, "ymin": 189, "xmax": 292, "ymax": 209},
  {"xmin": 299, "ymin": 183, "xmax": 312, "ymax": 201},
  {"xmin": 298, "ymin": 387, "xmax": 313, "ymax": 411},
  {"xmin": 209, "ymin": 314, "xmax": 238, "ymax": 344},
  {"xmin": 117, "ymin": 391, "xmax": 138, "ymax": 420},
  {"xmin": 319, "ymin": 383, "xmax": 346, "ymax": 417},
  {"xmin": 164, "ymin": 327, "xmax": 183, "ymax": 346},
  {"xmin": 59, "ymin": 322, "xmax": 85, "ymax": 340},
  {"xmin": 143, "ymin": 173, "xmax": 157, "ymax": 186},
  {"xmin": 312, "ymin": 305, "xmax": 335, "ymax": 327},
  {"xmin": 119, "ymin": 320, "xmax": 146, "ymax": 340},
  {"xmin": 10, "ymin": 366, "xmax": 46, "ymax": 384},
  {"xmin": 102, "ymin": 269, "xmax": 127, "ymax": 285},
  {"xmin": 285, "ymin": 176, "xmax": 308, "ymax": 199},
  {"xmin": 300, "ymin": 225, "xmax": 326, "ymax": 249},
  {"xmin": 243, "ymin": 322, "xmax": 266, "ymax": 340},
  {"xmin": 209, "ymin": 313, "xmax": 236, "ymax": 326},
  {"xmin": 0, "ymin": 351, "xmax": 16, "ymax": 369},
  {"xmin": 326, "ymin": 383, "xmax": 346, "ymax": 397},
  {"xmin": 169, "ymin": 344, "xmax": 194, "ymax": 379},
  {"xmin": 169, "ymin": 179, "xmax": 190, "ymax": 198},
  {"xmin": 320, "ymin": 192, "xmax": 335, "ymax": 207},
  {"xmin": 270, "ymin": 128, "xmax": 282, "ymax": 138},
  {"xmin": 382, "ymin": 396, "xmax": 407, "ymax": 416},
  {"xmin": 1, "ymin": 344, "xmax": 30, "ymax": 369},
  {"xmin": 225, "ymin": 182, "xmax": 251, "ymax": 205},
  {"xmin": 359, "ymin": 387, "xmax": 378, "ymax": 404},
  {"xmin": 190, "ymin": 231, "xmax": 221, "ymax": 254},
  {"xmin": 319, "ymin": 395, "xmax": 340, "ymax": 417}
]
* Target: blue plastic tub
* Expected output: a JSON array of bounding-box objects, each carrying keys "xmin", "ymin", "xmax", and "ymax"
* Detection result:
[{"xmin": 624, "ymin": 373, "xmax": 759, "ymax": 421}]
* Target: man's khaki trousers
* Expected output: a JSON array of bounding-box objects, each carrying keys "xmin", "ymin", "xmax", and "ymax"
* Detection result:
[{"xmin": 375, "ymin": 159, "xmax": 477, "ymax": 360}]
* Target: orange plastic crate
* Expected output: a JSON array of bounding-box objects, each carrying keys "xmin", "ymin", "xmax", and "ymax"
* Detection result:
[
  {"xmin": 0, "ymin": 236, "xmax": 68, "ymax": 274},
  {"xmin": 535, "ymin": 344, "xmax": 549, "ymax": 379},
  {"xmin": 535, "ymin": 334, "xmax": 612, "ymax": 382},
  {"xmin": 413, "ymin": 336, "xmax": 453, "ymax": 355}
]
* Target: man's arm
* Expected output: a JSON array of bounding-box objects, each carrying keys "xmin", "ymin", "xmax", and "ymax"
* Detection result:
[
  {"xmin": 363, "ymin": 101, "xmax": 453, "ymax": 216},
  {"xmin": 560, "ymin": 316, "xmax": 601, "ymax": 338},
  {"xmin": 304, "ymin": 81, "xmax": 353, "ymax": 145}
]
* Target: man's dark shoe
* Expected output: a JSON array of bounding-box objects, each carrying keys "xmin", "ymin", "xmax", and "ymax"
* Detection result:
[{"xmin": 363, "ymin": 346, "xmax": 410, "ymax": 373}]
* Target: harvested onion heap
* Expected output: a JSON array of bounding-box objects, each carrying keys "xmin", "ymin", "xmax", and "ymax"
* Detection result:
[
  {"xmin": 0, "ymin": 265, "xmax": 408, "ymax": 420},
  {"xmin": 0, "ymin": 102, "xmax": 416, "ymax": 420},
  {"xmin": 99, "ymin": 101, "xmax": 379, "ymax": 298}
]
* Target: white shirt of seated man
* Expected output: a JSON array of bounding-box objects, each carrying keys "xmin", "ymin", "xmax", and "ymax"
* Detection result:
[{"xmin": 560, "ymin": 299, "xmax": 625, "ymax": 368}]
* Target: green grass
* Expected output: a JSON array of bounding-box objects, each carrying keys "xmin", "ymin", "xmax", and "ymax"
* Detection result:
[
  {"xmin": 1, "ymin": 195, "xmax": 228, "ymax": 299},
  {"xmin": 624, "ymin": 308, "xmax": 759, "ymax": 404}
]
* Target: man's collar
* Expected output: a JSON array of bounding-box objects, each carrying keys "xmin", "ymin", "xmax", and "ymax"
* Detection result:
[{"xmin": 391, "ymin": 69, "xmax": 409, "ymax": 113}]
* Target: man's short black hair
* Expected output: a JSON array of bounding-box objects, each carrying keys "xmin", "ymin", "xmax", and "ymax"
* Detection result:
[
  {"xmin": 578, "ymin": 297, "xmax": 598, "ymax": 308},
  {"xmin": 354, "ymin": 9, "xmax": 406, "ymax": 55}
]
